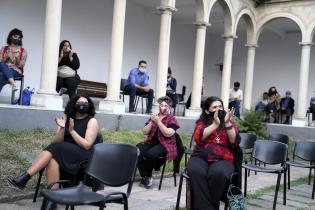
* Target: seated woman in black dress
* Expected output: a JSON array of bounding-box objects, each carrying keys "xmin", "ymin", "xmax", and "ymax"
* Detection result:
[
  {"xmin": 187, "ymin": 96, "xmax": 239, "ymax": 210},
  {"xmin": 8, "ymin": 94, "xmax": 99, "ymax": 209}
]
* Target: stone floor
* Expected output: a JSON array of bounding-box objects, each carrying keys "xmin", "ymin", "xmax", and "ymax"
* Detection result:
[{"xmin": 0, "ymin": 167, "xmax": 314, "ymax": 210}]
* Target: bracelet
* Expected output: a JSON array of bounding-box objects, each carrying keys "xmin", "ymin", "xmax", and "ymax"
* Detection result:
[{"xmin": 225, "ymin": 125, "xmax": 233, "ymax": 130}]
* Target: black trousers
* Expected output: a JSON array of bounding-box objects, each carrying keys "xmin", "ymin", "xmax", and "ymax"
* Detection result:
[
  {"xmin": 124, "ymin": 84, "xmax": 154, "ymax": 112},
  {"xmin": 56, "ymin": 76, "xmax": 80, "ymax": 98},
  {"xmin": 166, "ymin": 91, "xmax": 177, "ymax": 108},
  {"xmin": 137, "ymin": 143, "xmax": 166, "ymax": 177},
  {"xmin": 187, "ymin": 156, "xmax": 234, "ymax": 210}
]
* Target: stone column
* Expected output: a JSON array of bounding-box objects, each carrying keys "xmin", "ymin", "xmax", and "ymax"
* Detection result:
[
  {"xmin": 154, "ymin": 5, "xmax": 176, "ymax": 102},
  {"xmin": 99, "ymin": 0, "xmax": 126, "ymax": 114},
  {"xmin": 185, "ymin": 22, "xmax": 209, "ymax": 118},
  {"xmin": 243, "ymin": 44, "xmax": 258, "ymax": 111},
  {"xmin": 295, "ymin": 42, "xmax": 313, "ymax": 120},
  {"xmin": 221, "ymin": 35, "xmax": 236, "ymax": 108},
  {"xmin": 31, "ymin": 0, "xmax": 63, "ymax": 110}
]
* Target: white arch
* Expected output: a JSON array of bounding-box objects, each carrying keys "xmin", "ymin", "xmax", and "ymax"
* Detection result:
[
  {"xmin": 308, "ymin": 17, "xmax": 315, "ymax": 42},
  {"xmin": 205, "ymin": 0, "xmax": 235, "ymax": 36},
  {"xmin": 234, "ymin": 8, "xmax": 256, "ymax": 44},
  {"xmin": 195, "ymin": 0, "xmax": 206, "ymax": 24},
  {"xmin": 256, "ymin": 12, "xmax": 306, "ymax": 43}
]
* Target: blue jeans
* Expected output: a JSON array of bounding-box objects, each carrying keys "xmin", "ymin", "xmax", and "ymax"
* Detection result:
[
  {"xmin": 229, "ymin": 100, "xmax": 241, "ymax": 118},
  {"xmin": 0, "ymin": 62, "xmax": 22, "ymax": 92}
]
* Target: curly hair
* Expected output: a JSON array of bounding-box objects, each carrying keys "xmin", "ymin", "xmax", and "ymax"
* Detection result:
[
  {"xmin": 7, "ymin": 28, "xmax": 23, "ymax": 46},
  {"xmin": 64, "ymin": 94, "xmax": 95, "ymax": 119},
  {"xmin": 198, "ymin": 96, "xmax": 224, "ymax": 127},
  {"xmin": 157, "ymin": 96, "xmax": 173, "ymax": 107}
]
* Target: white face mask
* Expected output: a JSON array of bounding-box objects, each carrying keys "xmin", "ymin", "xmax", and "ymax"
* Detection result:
[{"xmin": 139, "ymin": 68, "xmax": 146, "ymax": 73}]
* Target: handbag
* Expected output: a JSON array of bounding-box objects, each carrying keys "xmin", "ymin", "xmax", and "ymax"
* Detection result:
[
  {"xmin": 58, "ymin": 65, "xmax": 76, "ymax": 78},
  {"xmin": 227, "ymin": 184, "xmax": 247, "ymax": 210}
]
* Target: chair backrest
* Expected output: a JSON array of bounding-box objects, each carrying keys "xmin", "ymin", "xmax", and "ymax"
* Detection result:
[
  {"xmin": 120, "ymin": 79, "xmax": 128, "ymax": 92},
  {"xmin": 86, "ymin": 143, "xmax": 139, "ymax": 189},
  {"xmin": 293, "ymin": 140, "xmax": 315, "ymax": 161},
  {"xmin": 252, "ymin": 140, "xmax": 288, "ymax": 165},
  {"xmin": 268, "ymin": 133, "xmax": 289, "ymax": 145},
  {"xmin": 239, "ymin": 133, "xmax": 257, "ymax": 149},
  {"xmin": 173, "ymin": 133, "xmax": 185, "ymax": 173}
]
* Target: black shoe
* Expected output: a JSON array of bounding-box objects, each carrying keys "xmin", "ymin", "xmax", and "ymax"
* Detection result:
[
  {"xmin": 44, "ymin": 201, "xmax": 57, "ymax": 210},
  {"xmin": 145, "ymin": 110, "xmax": 152, "ymax": 114},
  {"xmin": 8, "ymin": 172, "xmax": 30, "ymax": 190},
  {"xmin": 139, "ymin": 177, "xmax": 147, "ymax": 187}
]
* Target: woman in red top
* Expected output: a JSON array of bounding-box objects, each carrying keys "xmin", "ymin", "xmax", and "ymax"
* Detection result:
[
  {"xmin": 137, "ymin": 96, "xmax": 179, "ymax": 189},
  {"xmin": 187, "ymin": 96, "xmax": 239, "ymax": 210}
]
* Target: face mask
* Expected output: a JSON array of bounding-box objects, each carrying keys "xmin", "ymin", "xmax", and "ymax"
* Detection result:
[
  {"xmin": 11, "ymin": 38, "xmax": 20, "ymax": 45},
  {"xmin": 75, "ymin": 103, "xmax": 89, "ymax": 114},
  {"xmin": 139, "ymin": 68, "xmax": 146, "ymax": 73},
  {"xmin": 218, "ymin": 109, "xmax": 226, "ymax": 121},
  {"xmin": 159, "ymin": 107, "xmax": 169, "ymax": 115}
]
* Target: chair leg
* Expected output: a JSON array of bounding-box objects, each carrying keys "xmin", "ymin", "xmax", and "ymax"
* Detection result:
[
  {"xmin": 71, "ymin": 205, "xmax": 75, "ymax": 210},
  {"xmin": 33, "ymin": 169, "xmax": 44, "ymax": 202},
  {"xmin": 134, "ymin": 96, "xmax": 140, "ymax": 112},
  {"xmin": 173, "ymin": 172, "xmax": 177, "ymax": 187},
  {"xmin": 224, "ymin": 202, "xmax": 228, "ymax": 210},
  {"xmin": 273, "ymin": 173, "xmax": 282, "ymax": 210},
  {"xmin": 288, "ymin": 165, "xmax": 291, "ymax": 189},
  {"xmin": 312, "ymin": 173, "xmax": 315, "ymax": 199},
  {"xmin": 175, "ymin": 173, "xmax": 184, "ymax": 210},
  {"xmin": 244, "ymin": 168, "xmax": 248, "ymax": 197},
  {"xmin": 309, "ymin": 164, "xmax": 313, "ymax": 185},
  {"xmin": 19, "ymin": 78, "xmax": 24, "ymax": 105},
  {"xmin": 158, "ymin": 161, "xmax": 166, "ymax": 190},
  {"xmin": 283, "ymin": 169, "xmax": 287, "ymax": 205},
  {"xmin": 40, "ymin": 198, "xmax": 47, "ymax": 210}
]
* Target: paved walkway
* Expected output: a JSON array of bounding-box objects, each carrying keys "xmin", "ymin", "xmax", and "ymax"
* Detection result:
[{"xmin": 0, "ymin": 167, "xmax": 314, "ymax": 210}]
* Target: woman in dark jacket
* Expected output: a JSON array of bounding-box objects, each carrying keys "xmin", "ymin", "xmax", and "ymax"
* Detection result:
[
  {"xmin": 187, "ymin": 96, "xmax": 239, "ymax": 210},
  {"xmin": 56, "ymin": 40, "xmax": 80, "ymax": 98}
]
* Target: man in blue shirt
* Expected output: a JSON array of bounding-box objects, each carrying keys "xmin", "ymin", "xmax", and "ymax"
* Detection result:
[{"xmin": 124, "ymin": 60, "xmax": 154, "ymax": 113}]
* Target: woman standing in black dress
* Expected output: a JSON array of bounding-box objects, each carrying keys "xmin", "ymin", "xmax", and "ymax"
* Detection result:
[{"xmin": 8, "ymin": 94, "xmax": 99, "ymax": 209}]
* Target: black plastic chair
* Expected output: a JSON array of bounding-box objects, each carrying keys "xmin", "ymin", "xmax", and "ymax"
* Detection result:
[
  {"xmin": 269, "ymin": 133, "xmax": 289, "ymax": 145},
  {"xmin": 239, "ymin": 133, "xmax": 257, "ymax": 176},
  {"xmin": 286, "ymin": 140, "xmax": 315, "ymax": 199},
  {"xmin": 0, "ymin": 71, "xmax": 24, "ymax": 105},
  {"xmin": 174, "ymin": 86, "xmax": 186, "ymax": 116},
  {"xmin": 175, "ymin": 146, "xmax": 243, "ymax": 210},
  {"xmin": 157, "ymin": 133, "xmax": 184, "ymax": 190},
  {"xmin": 33, "ymin": 133, "xmax": 104, "ymax": 202},
  {"xmin": 40, "ymin": 143, "xmax": 139, "ymax": 210},
  {"xmin": 242, "ymin": 140, "xmax": 288, "ymax": 210}
]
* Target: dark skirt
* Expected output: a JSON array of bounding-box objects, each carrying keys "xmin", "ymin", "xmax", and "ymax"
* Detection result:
[{"xmin": 45, "ymin": 141, "xmax": 92, "ymax": 175}]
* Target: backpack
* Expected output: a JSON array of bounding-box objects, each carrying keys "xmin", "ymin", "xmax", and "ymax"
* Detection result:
[{"xmin": 22, "ymin": 87, "xmax": 35, "ymax": 105}]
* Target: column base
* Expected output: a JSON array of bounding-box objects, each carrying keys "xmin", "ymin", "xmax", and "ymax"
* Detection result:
[
  {"xmin": 99, "ymin": 100, "xmax": 125, "ymax": 114},
  {"xmin": 185, "ymin": 108, "xmax": 201, "ymax": 118},
  {"xmin": 31, "ymin": 94, "xmax": 63, "ymax": 110},
  {"xmin": 291, "ymin": 118, "xmax": 307, "ymax": 127}
]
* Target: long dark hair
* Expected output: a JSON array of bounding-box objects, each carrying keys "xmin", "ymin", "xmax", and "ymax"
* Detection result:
[
  {"xmin": 198, "ymin": 96, "xmax": 224, "ymax": 128},
  {"xmin": 268, "ymin": 86, "xmax": 277, "ymax": 97},
  {"xmin": 64, "ymin": 94, "xmax": 95, "ymax": 119},
  {"xmin": 59, "ymin": 40, "xmax": 72, "ymax": 55},
  {"xmin": 7, "ymin": 28, "xmax": 23, "ymax": 46}
]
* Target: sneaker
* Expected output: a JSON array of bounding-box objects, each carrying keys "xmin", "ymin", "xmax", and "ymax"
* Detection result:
[
  {"xmin": 59, "ymin": 88, "xmax": 67, "ymax": 96},
  {"xmin": 146, "ymin": 177, "xmax": 153, "ymax": 188}
]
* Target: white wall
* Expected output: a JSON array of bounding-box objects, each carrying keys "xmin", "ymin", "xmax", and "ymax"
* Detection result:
[{"xmin": 1, "ymin": 0, "xmax": 315, "ymax": 113}]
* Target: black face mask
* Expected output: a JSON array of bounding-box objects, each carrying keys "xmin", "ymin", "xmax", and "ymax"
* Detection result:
[
  {"xmin": 208, "ymin": 109, "xmax": 226, "ymax": 120},
  {"xmin": 75, "ymin": 103, "xmax": 89, "ymax": 114},
  {"xmin": 218, "ymin": 109, "xmax": 226, "ymax": 121},
  {"xmin": 11, "ymin": 38, "xmax": 20, "ymax": 45}
]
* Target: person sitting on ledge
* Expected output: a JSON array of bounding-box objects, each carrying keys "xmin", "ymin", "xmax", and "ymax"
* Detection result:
[
  {"xmin": 8, "ymin": 94, "xmax": 100, "ymax": 210},
  {"xmin": 137, "ymin": 96, "xmax": 179, "ymax": 188}
]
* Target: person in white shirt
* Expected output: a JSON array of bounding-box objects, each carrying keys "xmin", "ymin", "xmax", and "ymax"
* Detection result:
[{"xmin": 229, "ymin": 82, "xmax": 243, "ymax": 117}]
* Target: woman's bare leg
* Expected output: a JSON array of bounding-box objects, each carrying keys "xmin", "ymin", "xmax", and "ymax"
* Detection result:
[
  {"xmin": 27, "ymin": 150, "xmax": 52, "ymax": 176},
  {"xmin": 46, "ymin": 158, "xmax": 60, "ymax": 189}
]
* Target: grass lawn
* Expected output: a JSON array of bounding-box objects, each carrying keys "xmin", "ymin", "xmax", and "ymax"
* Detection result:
[{"xmin": 0, "ymin": 128, "xmax": 192, "ymax": 200}]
